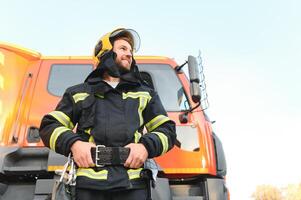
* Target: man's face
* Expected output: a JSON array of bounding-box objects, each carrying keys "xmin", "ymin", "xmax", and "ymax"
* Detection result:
[{"xmin": 113, "ymin": 38, "xmax": 133, "ymax": 70}]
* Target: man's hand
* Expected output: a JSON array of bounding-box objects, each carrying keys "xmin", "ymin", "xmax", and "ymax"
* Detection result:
[
  {"xmin": 124, "ymin": 143, "xmax": 148, "ymax": 168},
  {"xmin": 71, "ymin": 141, "xmax": 96, "ymax": 168}
]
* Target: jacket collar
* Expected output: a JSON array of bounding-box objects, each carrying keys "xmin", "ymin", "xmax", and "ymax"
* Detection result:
[{"xmin": 87, "ymin": 72, "xmax": 141, "ymax": 95}]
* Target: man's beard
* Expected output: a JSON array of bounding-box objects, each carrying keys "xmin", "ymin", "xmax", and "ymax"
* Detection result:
[
  {"xmin": 117, "ymin": 65, "xmax": 130, "ymax": 74},
  {"xmin": 115, "ymin": 60, "xmax": 131, "ymax": 75},
  {"xmin": 106, "ymin": 61, "xmax": 130, "ymax": 78}
]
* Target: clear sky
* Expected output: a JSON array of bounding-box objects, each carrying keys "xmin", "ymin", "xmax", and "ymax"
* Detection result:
[{"xmin": 1, "ymin": 0, "xmax": 301, "ymax": 199}]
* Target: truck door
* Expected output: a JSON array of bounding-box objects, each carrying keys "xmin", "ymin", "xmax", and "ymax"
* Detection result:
[{"xmin": 23, "ymin": 59, "xmax": 93, "ymax": 147}]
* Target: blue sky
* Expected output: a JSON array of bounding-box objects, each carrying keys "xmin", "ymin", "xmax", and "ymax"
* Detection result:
[{"xmin": 1, "ymin": 0, "xmax": 301, "ymax": 199}]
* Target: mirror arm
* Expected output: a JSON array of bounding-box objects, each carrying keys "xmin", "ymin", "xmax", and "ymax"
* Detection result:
[{"xmin": 179, "ymin": 102, "xmax": 201, "ymax": 123}]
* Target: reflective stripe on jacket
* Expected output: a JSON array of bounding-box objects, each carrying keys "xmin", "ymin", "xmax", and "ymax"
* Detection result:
[{"xmin": 39, "ymin": 74, "xmax": 176, "ymax": 190}]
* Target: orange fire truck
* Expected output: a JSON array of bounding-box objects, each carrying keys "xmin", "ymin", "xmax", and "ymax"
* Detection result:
[{"xmin": 0, "ymin": 42, "xmax": 229, "ymax": 199}]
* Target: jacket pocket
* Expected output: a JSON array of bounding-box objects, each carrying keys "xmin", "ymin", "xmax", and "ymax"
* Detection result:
[{"xmin": 79, "ymin": 95, "xmax": 96, "ymax": 129}]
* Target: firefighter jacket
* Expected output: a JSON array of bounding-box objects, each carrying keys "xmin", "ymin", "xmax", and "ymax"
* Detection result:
[{"xmin": 39, "ymin": 71, "xmax": 176, "ymax": 190}]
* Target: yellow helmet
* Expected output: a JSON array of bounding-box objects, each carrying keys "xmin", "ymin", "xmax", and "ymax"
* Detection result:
[{"xmin": 93, "ymin": 28, "xmax": 140, "ymax": 65}]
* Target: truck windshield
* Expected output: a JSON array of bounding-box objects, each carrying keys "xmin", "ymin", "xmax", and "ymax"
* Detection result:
[
  {"xmin": 48, "ymin": 64, "xmax": 93, "ymax": 96},
  {"xmin": 48, "ymin": 63, "xmax": 189, "ymax": 111},
  {"xmin": 138, "ymin": 64, "xmax": 190, "ymax": 111}
]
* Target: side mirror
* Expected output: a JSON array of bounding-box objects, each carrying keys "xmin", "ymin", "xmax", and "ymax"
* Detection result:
[{"xmin": 188, "ymin": 56, "xmax": 201, "ymax": 103}]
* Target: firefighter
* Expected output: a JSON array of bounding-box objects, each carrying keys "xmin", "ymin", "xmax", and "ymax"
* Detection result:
[{"xmin": 39, "ymin": 28, "xmax": 176, "ymax": 200}]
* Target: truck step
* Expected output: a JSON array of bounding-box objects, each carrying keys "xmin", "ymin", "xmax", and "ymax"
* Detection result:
[
  {"xmin": 2, "ymin": 148, "xmax": 49, "ymax": 174},
  {"xmin": 0, "ymin": 183, "xmax": 35, "ymax": 200},
  {"xmin": 173, "ymin": 197, "xmax": 204, "ymax": 200}
]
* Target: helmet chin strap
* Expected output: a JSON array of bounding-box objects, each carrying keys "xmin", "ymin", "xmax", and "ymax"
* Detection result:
[
  {"xmin": 95, "ymin": 50, "xmax": 119, "ymax": 78},
  {"xmin": 106, "ymin": 62, "xmax": 130, "ymax": 79},
  {"xmin": 106, "ymin": 64, "xmax": 122, "ymax": 78}
]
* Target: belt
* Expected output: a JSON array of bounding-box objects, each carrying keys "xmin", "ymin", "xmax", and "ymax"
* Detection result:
[{"xmin": 91, "ymin": 145, "xmax": 130, "ymax": 167}]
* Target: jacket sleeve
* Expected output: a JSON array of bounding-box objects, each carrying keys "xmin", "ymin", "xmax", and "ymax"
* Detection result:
[
  {"xmin": 139, "ymin": 91, "xmax": 176, "ymax": 158},
  {"xmin": 39, "ymin": 91, "xmax": 83, "ymax": 156}
]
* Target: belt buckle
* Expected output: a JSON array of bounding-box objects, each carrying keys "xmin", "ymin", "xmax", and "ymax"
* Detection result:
[{"xmin": 95, "ymin": 145, "xmax": 106, "ymax": 167}]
